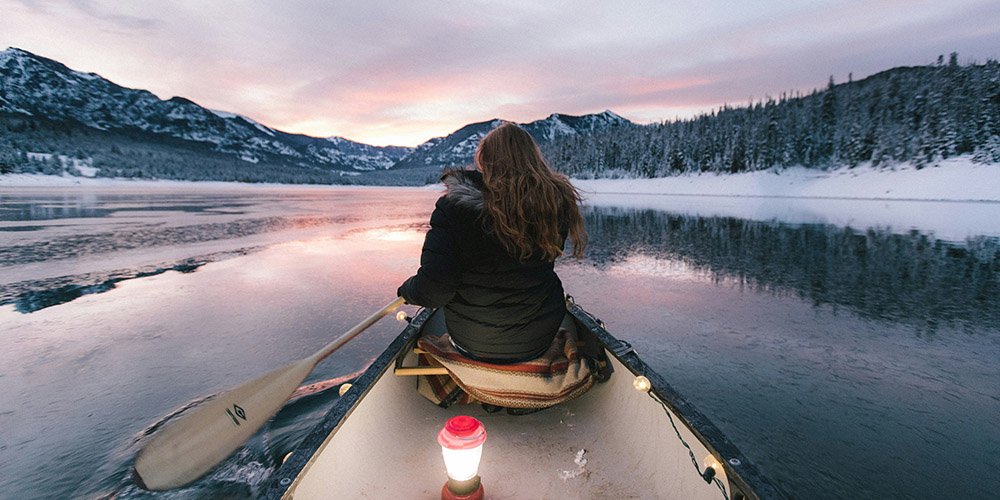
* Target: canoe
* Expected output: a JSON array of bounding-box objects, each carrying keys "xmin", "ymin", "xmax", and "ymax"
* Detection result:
[{"xmin": 262, "ymin": 298, "xmax": 783, "ymax": 499}]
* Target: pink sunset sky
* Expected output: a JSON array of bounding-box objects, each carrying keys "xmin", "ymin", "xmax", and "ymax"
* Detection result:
[{"xmin": 2, "ymin": 0, "xmax": 999, "ymax": 147}]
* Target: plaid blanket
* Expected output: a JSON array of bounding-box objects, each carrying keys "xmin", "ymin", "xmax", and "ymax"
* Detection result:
[{"xmin": 415, "ymin": 326, "xmax": 596, "ymax": 409}]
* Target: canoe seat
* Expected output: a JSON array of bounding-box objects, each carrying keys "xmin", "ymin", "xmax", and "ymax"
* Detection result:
[{"xmin": 405, "ymin": 322, "xmax": 597, "ymax": 410}]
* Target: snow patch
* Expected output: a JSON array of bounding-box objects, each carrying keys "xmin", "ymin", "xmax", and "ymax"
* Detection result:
[
  {"xmin": 0, "ymin": 96, "xmax": 32, "ymax": 115},
  {"xmin": 209, "ymin": 109, "xmax": 238, "ymax": 119},
  {"xmin": 75, "ymin": 164, "xmax": 99, "ymax": 177},
  {"xmin": 25, "ymin": 152, "xmax": 54, "ymax": 162},
  {"xmin": 574, "ymin": 157, "xmax": 1000, "ymax": 203},
  {"xmin": 545, "ymin": 115, "xmax": 576, "ymax": 138},
  {"xmin": 576, "ymin": 158, "xmax": 1000, "ymax": 241},
  {"xmin": 239, "ymin": 153, "xmax": 260, "ymax": 164},
  {"xmin": 247, "ymin": 119, "xmax": 275, "ymax": 137},
  {"xmin": 166, "ymin": 106, "xmax": 199, "ymax": 120},
  {"xmin": 210, "ymin": 109, "xmax": 276, "ymax": 137},
  {"xmin": 599, "ymin": 110, "xmax": 625, "ymax": 121},
  {"xmin": 23, "ymin": 153, "xmax": 98, "ymax": 177},
  {"xmin": 71, "ymin": 70, "xmax": 99, "ymax": 81},
  {"xmin": 558, "ymin": 449, "xmax": 588, "ymax": 480}
]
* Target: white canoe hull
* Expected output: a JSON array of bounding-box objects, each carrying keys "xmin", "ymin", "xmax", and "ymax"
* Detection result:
[{"xmin": 263, "ymin": 301, "xmax": 780, "ymax": 499}]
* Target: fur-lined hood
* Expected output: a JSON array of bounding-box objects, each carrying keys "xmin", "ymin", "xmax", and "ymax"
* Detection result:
[{"xmin": 442, "ymin": 169, "xmax": 485, "ymax": 211}]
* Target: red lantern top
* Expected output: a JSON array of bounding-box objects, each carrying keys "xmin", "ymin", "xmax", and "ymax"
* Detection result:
[{"xmin": 438, "ymin": 416, "xmax": 487, "ymax": 450}]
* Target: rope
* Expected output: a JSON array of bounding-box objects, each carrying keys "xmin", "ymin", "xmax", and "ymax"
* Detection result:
[{"xmin": 648, "ymin": 390, "xmax": 730, "ymax": 500}]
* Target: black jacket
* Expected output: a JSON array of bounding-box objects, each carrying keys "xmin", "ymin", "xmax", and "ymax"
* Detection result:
[{"xmin": 398, "ymin": 170, "xmax": 567, "ymax": 361}]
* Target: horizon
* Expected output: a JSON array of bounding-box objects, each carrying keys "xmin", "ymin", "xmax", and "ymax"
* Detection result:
[{"xmin": 2, "ymin": 1, "xmax": 999, "ymax": 147}]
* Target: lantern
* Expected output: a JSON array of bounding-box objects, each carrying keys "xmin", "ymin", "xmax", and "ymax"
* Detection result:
[{"xmin": 437, "ymin": 415, "xmax": 486, "ymax": 500}]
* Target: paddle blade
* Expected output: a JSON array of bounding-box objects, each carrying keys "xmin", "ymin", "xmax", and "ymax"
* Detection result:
[{"xmin": 133, "ymin": 358, "xmax": 315, "ymax": 491}]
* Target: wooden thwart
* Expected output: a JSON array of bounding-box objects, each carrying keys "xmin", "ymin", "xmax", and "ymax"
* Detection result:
[
  {"xmin": 394, "ymin": 366, "xmax": 449, "ymax": 376},
  {"xmin": 394, "ymin": 347, "xmax": 447, "ymax": 376}
]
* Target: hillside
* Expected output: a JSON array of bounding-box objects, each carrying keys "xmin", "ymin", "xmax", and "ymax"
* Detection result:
[
  {"xmin": 3, "ymin": 47, "xmax": 997, "ymax": 185},
  {"xmin": 0, "ymin": 47, "xmax": 629, "ymax": 184},
  {"xmin": 544, "ymin": 54, "xmax": 1000, "ymax": 178},
  {"xmin": 0, "ymin": 48, "xmax": 412, "ymax": 180},
  {"xmin": 391, "ymin": 111, "xmax": 629, "ymax": 169}
]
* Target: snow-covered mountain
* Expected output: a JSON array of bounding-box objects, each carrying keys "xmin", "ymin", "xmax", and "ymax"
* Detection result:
[
  {"xmin": 0, "ymin": 47, "xmax": 631, "ymax": 179},
  {"xmin": 0, "ymin": 47, "xmax": 410, "ymax": 171},
  {"xmin": 391, "ymin": 111, "xmax": 631, "ymax": 169},
  {"xmin": 522, "ymin": 111, "xmax": 631, "ymax": 141}
]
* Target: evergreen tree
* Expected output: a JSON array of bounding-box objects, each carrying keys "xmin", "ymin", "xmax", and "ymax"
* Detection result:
[{"xmin": 544, "ymin": 59, "xmax": 1000, "ymax": 178}]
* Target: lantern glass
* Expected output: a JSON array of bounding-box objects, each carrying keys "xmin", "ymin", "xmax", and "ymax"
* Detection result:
[
  {"xmin": 438, "ymin": 416, "xmax": 487, "ymax": 483},
  {"xmin": 441, "ymin": 444, "xmax": 483, "ymax": 481}
]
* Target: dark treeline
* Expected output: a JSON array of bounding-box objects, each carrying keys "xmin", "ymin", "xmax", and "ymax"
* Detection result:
[
  {"xmin": 0, "ymin": 113, "xmax": 341, "ymax": 183},
  {"xmin": 546, "ymin": 55, "xmax": 1000, "ymax": 178},
  {"xmin": 0, "ymin": 113, "xmax": 440, "ymax": 185},
  {"xmin": 581, "ymin": 206, "xmax": 1000, "ymax": 333}
]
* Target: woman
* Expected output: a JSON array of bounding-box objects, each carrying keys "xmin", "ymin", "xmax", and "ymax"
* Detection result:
[{"xmin": 397, "ymin": 122, "xmax": 587, "ymax": 363}]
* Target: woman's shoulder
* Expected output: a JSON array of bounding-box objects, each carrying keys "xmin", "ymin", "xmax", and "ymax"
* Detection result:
[{"xmin": 439, "ymin": 169, "xmax": 485, "ymax": 212}]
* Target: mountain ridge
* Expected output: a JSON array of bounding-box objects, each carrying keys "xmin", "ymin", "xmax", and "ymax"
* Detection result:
[
  {"xmin": 0, "ymin": 47, "xmax": 630, "ymax": 179},
  {"xmin": 391, "ymin": 111, "xmax": 629, "ymax": 169},
  {"xmin": 0, "ymin": 47, "xmax": 411, "ymax": 172}
]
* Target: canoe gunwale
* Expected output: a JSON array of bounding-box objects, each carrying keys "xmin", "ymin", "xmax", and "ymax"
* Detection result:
[
  {"xmin": 566, "ymin": 300, "xmax": 784, "ymax": 500},
  {"xmin": 260, "ymin": 307, "xmax": 435, "ymax": 499}
]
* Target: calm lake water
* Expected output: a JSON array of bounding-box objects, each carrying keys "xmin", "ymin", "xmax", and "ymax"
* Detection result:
[{"xmin": 1, "ymin": 185, "xmax": 998, "ymax": 499}]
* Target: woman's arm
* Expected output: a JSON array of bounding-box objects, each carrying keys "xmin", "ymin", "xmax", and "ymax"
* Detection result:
[{"xmin": 397, "ymin": 198, "xmax": 461, "ymax": 307}]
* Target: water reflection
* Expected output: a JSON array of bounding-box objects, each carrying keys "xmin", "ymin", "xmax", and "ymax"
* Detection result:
[
  {"xmin": 0, "ymin": 215, "xmax": 351, "ymax": 265},
  {"xmin": 344, "ymin": 223, "xmax": 429, "ymax": 243},
  {"xmin": 0, "ymin": 192, "xmax": 254, "ymax": 221},
  {"xmin": 0, "ymin": 205, "xmax": 430, "ymax": 499},
  {"xmin": 2, "ymin": 187, "xmax": 995, "ymax": 500},
  {"xmin": 582, "ymin": 206, "xmax": 1000, "ymax": 333}
]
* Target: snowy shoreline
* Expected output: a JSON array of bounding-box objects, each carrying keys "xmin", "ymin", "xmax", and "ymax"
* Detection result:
[
  {"xmin": 2, "ymin": 158, "xmax": 998, "ymax": 243},
  {"xmin": 0, "ymin": 174, "xmax": 417, "ymax": 191},
  {"xmin": 574, "ymin": 158, "xmax": 1000, "ymax": 241},
  {"xmin": 2, "ymin": 156, "xmax": 998, "ymax": 202},
  {"xmin": 574, "ymin": 157, "xmax": 1000, "ymax": 203}
]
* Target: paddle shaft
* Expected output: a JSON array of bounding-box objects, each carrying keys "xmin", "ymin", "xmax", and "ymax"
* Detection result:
[
  {"xmin": 307, "ymin": 296, "xmax": 406, "ymax": 366},
  {"xmin": 134, "ymin": 297, "xmax": 406, "ymax": 491}
]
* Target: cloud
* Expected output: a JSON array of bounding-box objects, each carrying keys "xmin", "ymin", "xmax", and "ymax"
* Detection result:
[
  {"xmin": 68, "ymin": 0, "xmax": 162, "ymax": 31},
  {"xmin": 13, "ymin": 0, "xmax": 162, "ymax": 31}
]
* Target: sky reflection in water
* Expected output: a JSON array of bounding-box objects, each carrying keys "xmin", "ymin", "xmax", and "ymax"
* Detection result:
[
  {"xmin": 559, "ymin": 205, "xmax": 999, "ymax": 500},
  {"xmin": 0, "ymin": 188, "xmax": 997, "ymax": 499}
]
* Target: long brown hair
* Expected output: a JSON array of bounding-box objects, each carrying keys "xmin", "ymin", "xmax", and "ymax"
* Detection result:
[{"xmin": 475, "ymin": 122, "xmax": 587, "ymax": 261}]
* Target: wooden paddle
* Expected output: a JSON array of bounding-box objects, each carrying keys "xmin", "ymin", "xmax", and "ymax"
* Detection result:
[{"xmin": 133, "ymin": 297, "xmax": 406, "ymax": 491}]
